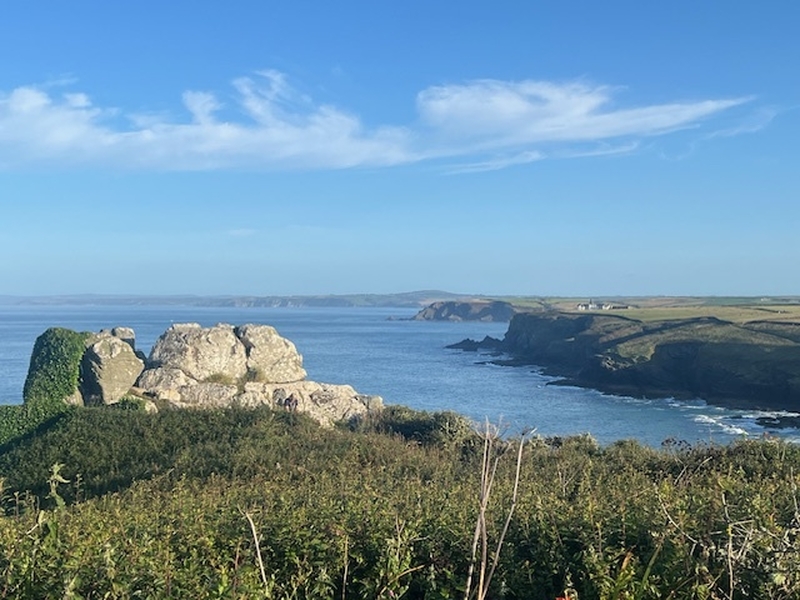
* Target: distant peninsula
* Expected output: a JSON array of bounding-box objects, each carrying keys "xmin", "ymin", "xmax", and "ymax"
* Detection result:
[
  {"xmin": 0, "ymin": 290, "xmax": 465, "ymax": 309},
  {"xmin": 412, "ymin": 300, "xmax": 517, "ymax": 322}
]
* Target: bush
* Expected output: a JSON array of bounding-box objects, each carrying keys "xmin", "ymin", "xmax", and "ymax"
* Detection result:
[
  {"xmin": 349, "ymin": 404, "xmax": 476, "ymax": 449},
  {"xmin": 22, "ymin": 327, "xmax": 90, "ymax": 408}
]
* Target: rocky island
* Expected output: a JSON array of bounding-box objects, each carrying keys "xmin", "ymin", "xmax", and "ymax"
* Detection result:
[{"xmin": 451, "ymin": 309, "xmax": 800, "ymax": 412}]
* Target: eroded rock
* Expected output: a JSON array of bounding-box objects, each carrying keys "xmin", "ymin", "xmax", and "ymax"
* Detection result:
[
  {"xmin": 149, "ymin": 323, "xmax": 248, "ymax": 382},
  {"xmin": 80, "ymin": 332, "xmax": 145, "ymax": 406}
]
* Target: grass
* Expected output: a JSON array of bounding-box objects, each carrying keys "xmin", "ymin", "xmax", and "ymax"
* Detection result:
[
  {"xmin": 2, "ymin": 406, "xmax": 800, "ymax": 598},
  {"xmin": 495, "ymin": 296, "xmax": 800, "ymax": 325}
]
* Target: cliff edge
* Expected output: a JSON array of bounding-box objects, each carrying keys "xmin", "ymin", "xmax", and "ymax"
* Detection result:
[
  {"xmin": 457, "ymin": 311, "xmax": 800, "ymax": 411},
  {"xmin": 412, "ymin": 300, "xmax": 517, "ymax": 322}
]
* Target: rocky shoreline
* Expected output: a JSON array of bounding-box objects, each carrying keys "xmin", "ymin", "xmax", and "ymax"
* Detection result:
[{"xmin": 449, "ymin": 311, "xmax": 800, "ymax": 414}]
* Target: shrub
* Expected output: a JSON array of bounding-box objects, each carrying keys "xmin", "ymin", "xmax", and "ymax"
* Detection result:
[
  {"xmin": 22, "ymin": 327, "xmax": 90, "ymax": 408},
  {"xmin": 349, "ymin": 404, "xmax": 476, "ymax": 449},
  {"xmin": 203, "ymin": 372, "xmax": 236, "ymax": 386}
]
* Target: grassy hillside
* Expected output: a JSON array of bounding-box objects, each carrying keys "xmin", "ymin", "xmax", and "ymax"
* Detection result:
[{"xmin": 2, "ymin": 406, "xmax": 800, "ymax": 598}]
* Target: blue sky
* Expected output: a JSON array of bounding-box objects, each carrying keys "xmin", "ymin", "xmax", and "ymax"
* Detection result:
[{"xmin": 1, "ymin": 2, "xmax": 797, "ymax": 297}]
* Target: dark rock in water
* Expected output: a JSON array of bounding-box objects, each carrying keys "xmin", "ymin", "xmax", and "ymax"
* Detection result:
[
  {"xmin": 755, "ymin": 415, "xmax": 800, "ymax": 429},
  {"xmin": 446, "ymin": 335, "xmax": 504, "ymax": 351},
  {"xmin": 413, "ymin": 300, "xmax": 517, "ymax": 322}
]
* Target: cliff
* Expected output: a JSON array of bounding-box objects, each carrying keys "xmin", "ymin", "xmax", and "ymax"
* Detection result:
[
  {"xmin": 470, "ymin": 311, "xmax": 800, "ymax": 411},
  {"xmin": 412, "ymin": 300, "xmax": 517, "ymax": 322}
]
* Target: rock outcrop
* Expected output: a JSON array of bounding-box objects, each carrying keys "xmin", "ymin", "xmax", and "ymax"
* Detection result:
[
  {"xmin": 80, "ymin": 332, "xmax": 145, "ymax": 406},
  {"xmin": 134, "ymin": 322, "xmax": 380, "ymax": 427},
  {"xmin": 412, "ymin": 300, "xmax": 517, "ymax": 322},
  {"xmin": 24, "ymin": 322, "xmax": 381, "ymax": 427}
]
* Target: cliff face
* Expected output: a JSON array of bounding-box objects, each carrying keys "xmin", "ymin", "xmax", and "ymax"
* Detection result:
[
  {"xmin": 500, "ymin": 312, "xmax": 800, "ymax": 410},
  {"xmin": 413, "ymin": 300, "xmax": 517, "ymax": 322}
]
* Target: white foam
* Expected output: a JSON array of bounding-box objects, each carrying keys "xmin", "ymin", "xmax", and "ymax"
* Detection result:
[{"xmin": 693, "ymin": 414, "xmax": 749, "ymax": 436}]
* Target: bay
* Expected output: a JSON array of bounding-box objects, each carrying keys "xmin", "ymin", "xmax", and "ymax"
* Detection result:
[{"xmin": 1, "ymin": 304, "xmax": 798, "ymax": 446}]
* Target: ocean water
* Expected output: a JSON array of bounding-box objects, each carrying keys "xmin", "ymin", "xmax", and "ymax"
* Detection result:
[{"xmin": 1, "ymin": 304, "xmax": 798, "ymax": 447}]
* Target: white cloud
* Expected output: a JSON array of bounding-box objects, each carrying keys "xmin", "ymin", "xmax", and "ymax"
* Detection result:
[
  {"xmin": 0, "ymin": 72, "xmax": 758, "ymax": 172},
  {"xmin": 417, "ymin": 80, "xmax": 750, "ymax": 151},
  {"xmin": 445, "ymin": 150, "xmax": 545, "ymax": 174}
]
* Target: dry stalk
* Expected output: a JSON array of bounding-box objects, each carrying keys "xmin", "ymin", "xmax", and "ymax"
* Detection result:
[
  {"xmin": 240, "ymin": 508, "xmax": 269, "ymax": 591},
  {"xmin": 464, "ymin": 420, "xmax": 528, "ymax": 600}
]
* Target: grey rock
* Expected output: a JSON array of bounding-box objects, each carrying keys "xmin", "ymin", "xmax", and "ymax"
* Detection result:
[
  {"xmin": 236, "ymin": 324, "xmax": 306, "ymax": 383},
  {"xmin": 80, "ymin": 336, "xmax": 145, "ymax": 405},
  {"xmin": 172, "ymin": 382, "xmax": 239, "ymax": 409},
  {"xmin": 111, "ymin": 326, "xmax": 136, "ymax": 349},
  {"xmin": 132, "ymin": 321, "xmax": 381, "ymax": 426},
  {"xmin": 149, "ymin": 323, "xmax": 248, "ymax": 382},
  {"xmin": 135, "ymin": 367, "xmax": 196, "ymax": 403},
  {"xmin": 240, "ymin": 381, "xmax": 382, "ymax": 428}
]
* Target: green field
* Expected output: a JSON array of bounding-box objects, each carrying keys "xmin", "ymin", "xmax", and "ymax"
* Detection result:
[{"xmin": 500, "ymin": 295, "xmax": 800, "ymax": 324}]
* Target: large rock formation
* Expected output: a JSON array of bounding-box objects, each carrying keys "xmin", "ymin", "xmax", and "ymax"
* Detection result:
[
  {"xmin": 23, "ymin": 322, "xmax": 381, "ymax": 427},
  {"xmin": 133, "ymin": 322, "xmax": 380, "ymax": 427}
]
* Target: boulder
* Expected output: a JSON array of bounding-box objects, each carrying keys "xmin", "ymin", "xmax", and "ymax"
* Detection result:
[
  {"xmin": 236, "ymin": 324, "xmax": 306, "ymax": 382},
  {"xmin": 80, "ymin": 335, "xmax": 145, "ymax": 406},
  {"xmin": 135, "ymin": 367, "xmax": 196, "ymax": 403},
  {"xmin": 149, "ymin": 323, "xmax": 248, "ymax": 382},
  {"xmin": 173, "ymin": 382, "xmax": 239, "ymax": 409},
  {"xmin": 111, "ymin": 326, "xmax": 136, "ymax": 349},
  {"xmin": 26, "ymin": 321, "xmax": 376, "ymax": 426},
  {"xmin": 237, "ymin": 380, "xmax": 383, "ymax": 428}
]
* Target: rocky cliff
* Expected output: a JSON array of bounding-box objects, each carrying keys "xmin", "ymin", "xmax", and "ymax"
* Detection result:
[
  {"xmin": 412, "ymin": 300, "xmax": 517, "ymax": 322},
  {"xmin": 24, "ymin": 323, "xmax": 382, "ymax": 427},
  {"xmin": 459, "ymin": 311, "xmax": 800, "ymax": 411}
]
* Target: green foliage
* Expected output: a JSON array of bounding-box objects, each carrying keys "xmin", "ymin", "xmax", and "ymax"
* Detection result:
[
  {"xmin": 113, "ymin": 395, "xmax": 150, "ymax": 411},
  {"xmin": 0, "ymin": 327, "xmax": 89, "ymax": 447},
  {"xmin": 22, "ymin": 327, "xmax": 90, "ymax": 407},
  {"xmin": 350, "ymin": 404, "xmax": 477, "ymax": 449},
  {"xmin": 0, "ymin": 403, "xmax": 72, "ymax": 448},
  {"xmin": 203, "ymin": 372, "xmax": 236, "ymax": 386},
  {"xmin": 1, "ymin": 407, "xmax": 800, "ymax": 599}
]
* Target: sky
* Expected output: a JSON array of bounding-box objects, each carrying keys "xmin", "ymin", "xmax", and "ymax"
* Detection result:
[{"xmin": 1, "ymin": 2, "xmax": 798, "ymax": 297}]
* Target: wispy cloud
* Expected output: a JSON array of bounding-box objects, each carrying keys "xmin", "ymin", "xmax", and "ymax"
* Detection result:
[
  {"xmin": 0, "ymin": 71, "xmax": 759, "ymax": 172},
  {"xmin": 445, "ymin": 150, "xmax": 545, "ymax": 174}
]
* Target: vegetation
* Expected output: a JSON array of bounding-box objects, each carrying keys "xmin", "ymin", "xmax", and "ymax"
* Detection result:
[
  {"xmin": 22, "ymin": 327, "xmax": 90, "ymax": 407},
  {"xmin": 1, "ymin": 405, "xmax": 800, "ymax": 599},
  {"xmin": 500, "ymin": 310, "xmax": 800, "ymax": 411},
  {"xmin": 0, "ymin": 328, "xmax": 90, "ymax": 446}
]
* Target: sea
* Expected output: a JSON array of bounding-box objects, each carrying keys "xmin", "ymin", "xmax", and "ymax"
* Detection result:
[{"xmin": 2, "ymin": 304, "xmax": 799, "ymax": 447}]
